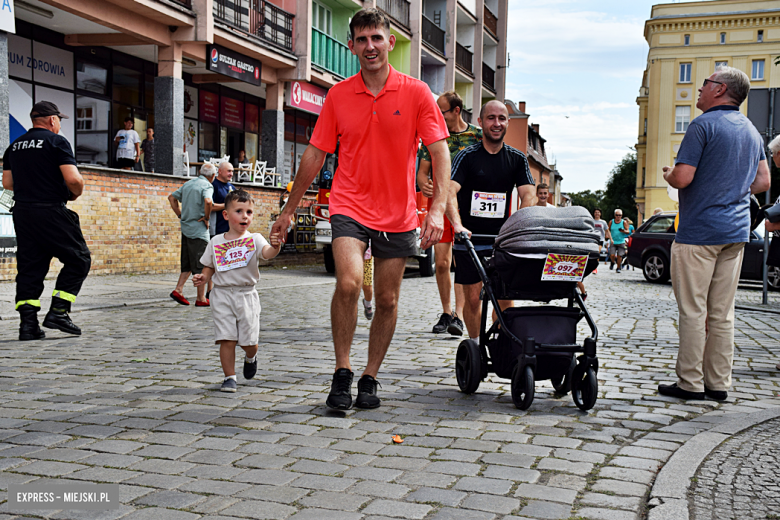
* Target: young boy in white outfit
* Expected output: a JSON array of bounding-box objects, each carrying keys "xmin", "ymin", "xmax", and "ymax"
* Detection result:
[{"xmin": 194, "ymin": 190, "xmax": 282, "ymax": 392}]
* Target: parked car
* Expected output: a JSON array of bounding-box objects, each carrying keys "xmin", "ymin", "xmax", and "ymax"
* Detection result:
[{"xmin": 626, "ymin": 211, "xmax": 780, "ymax": 289}]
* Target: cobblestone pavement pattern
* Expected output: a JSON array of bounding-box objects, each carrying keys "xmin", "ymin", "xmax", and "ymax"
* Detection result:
[
  {"xmin": 691, "ymin": 416, "xmax": 780, "ymax": 520},
  {"xmin": 0, "ymin": 266, "xmax": 778, "ymax": 520}
]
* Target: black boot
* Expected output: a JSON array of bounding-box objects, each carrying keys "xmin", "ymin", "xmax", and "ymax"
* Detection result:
[
  {"xmin": 42, "ymin": 297, "xmax": 81, "ymax": 336},
  {"xmin": 18, "ymin": 304, "xmax": 45, "ymax": 341}
]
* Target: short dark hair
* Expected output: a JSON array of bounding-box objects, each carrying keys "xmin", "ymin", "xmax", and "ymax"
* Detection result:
[
  {"xmin": 124, "ymin": 117, "xmax": 133, "ymax": 123},
  {"xmin": 594, "ymin": 208, "xmax": 602, "ymax": 215},
  {"xmin": 439, "ymin": 91, "xmax": 463, "ymax": 113},
  {"xmin": 224, "ymin": 189, "xmax": 255, "ymax": 210},
  {"xmin": 536, "ymin": 183, "xmax": 549, "ymax": 192},
  {"xmin": 349, "ymin": 8, "xmax": 390, "ymax": 41}
]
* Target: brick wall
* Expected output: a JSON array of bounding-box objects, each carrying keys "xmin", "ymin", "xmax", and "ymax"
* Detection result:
[{"xmin": 0, "ymin": 168, "xmax": 318, "ymax": 281}]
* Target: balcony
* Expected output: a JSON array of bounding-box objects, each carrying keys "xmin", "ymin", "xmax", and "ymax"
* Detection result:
[
  {"xmin": 377, "ymin": 0, "xmax": 410, "ymax": 28},
  {"xmin": 422, "ymin": 15, "xmax": 445, "ymax": 55},
  {"xmin": 170, "ymin": 0, "xmax": 192, "ymax": 7},
  {"xmin": 456, "ymin": 42, "xmax": 473, "ymax": 75},
  {"xmin": 483, "ymin": 5, "xmax": 497, "ymax": 38},
  {"xmin": 462, "ymin": 109, "xmax": 472, "ymax": 124},
  {"xmin": 312, "ymin": 28, "xmax": 360, "ymax": 78},
  {"xmin": 213, "ymin": 0, "xmax": 294, "ymax": 51},
  {"xmin": 482, "ymin": 62, "xmax": 495, "ymax": 91}
]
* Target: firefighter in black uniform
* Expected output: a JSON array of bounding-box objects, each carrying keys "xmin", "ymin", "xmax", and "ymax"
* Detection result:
[{"xmin": 1, "ymin": 101, "xmax": 91, "ymax": 340}]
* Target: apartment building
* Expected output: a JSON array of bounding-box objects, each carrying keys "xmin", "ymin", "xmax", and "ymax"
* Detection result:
[{"xmin": 636, "ymin": 0, "xmax": 780, "ymax": 222}]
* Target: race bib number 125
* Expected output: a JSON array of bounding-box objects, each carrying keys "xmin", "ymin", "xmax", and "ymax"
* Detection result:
[
  {"xmin": 214, "ymin": 237, "xmax": 257, "ymax": 272},
  {"xmin": 470, "ymin": 191, "xmax": 506, "ymax": 218}
]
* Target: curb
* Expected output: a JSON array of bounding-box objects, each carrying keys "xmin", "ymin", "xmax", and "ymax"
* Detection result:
[
  {"xmin": 735, "ymin": 304, "xmax": 780, "ymax": 315},
  {"xmin": 648, "ymin": 400, "xmax": 780, "ymax": 520}
]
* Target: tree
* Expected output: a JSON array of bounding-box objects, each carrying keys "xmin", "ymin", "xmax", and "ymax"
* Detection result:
[
  {"xmin": 601, "ymin": 153, "xmax": 638, "ymax": 223},
  {"xmin": 568, "ymin": 190, "xmax": 604, "ymax": 216}
]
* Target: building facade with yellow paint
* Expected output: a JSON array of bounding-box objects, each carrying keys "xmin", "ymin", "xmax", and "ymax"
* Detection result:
[{"xmin": 636, "ymin": 0, "xmax": 780, "ymax": 223}]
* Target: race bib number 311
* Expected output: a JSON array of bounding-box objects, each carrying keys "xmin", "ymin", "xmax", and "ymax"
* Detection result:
[
  {"xmin": 470, "ymin": 191, "xmax": 506, "ymax": 218},
  {"xmin": 214, "ymin": 237, "xmax": 257, "ymax": 272},
  {"xmin": 541, "ymin": 253, "xmax": 588, "ymax": 282}
]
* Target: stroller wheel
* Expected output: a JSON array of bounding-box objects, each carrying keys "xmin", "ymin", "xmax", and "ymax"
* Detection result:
[
  {"xmin": 551, "ymin": 357, "xmax": 576, "ymax": 395},
  {"xmin": 511, "ymin": 364, "xmax": 535, "ymax": 410},
  {"xmin": 456, "ymin": 339, "xmax": 482, "ymax": 394},
  {"xmin": 572, "ymin": 363, "xmax": 598, "ymax": 411}
]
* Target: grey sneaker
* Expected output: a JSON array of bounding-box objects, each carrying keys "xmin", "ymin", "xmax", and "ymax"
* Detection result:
[
  {"xmin": 220, "ymin": 378, "xmax": 237, "ymax": 393},
  {"xmin": 447, "ymin": 316, "xmax": 464, "ymax": 336},
  {"xmin": 243, "ymin": 358, "xmax": 257, "ymax": 380},
  {"xmin": 363, "ymin": 299, "xmax": 374, "ymax": 321}
]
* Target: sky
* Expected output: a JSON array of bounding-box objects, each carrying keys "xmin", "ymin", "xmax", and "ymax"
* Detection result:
[{"xmin": 504, "ymin": 0, "xmax": 663, "ymax": 193}]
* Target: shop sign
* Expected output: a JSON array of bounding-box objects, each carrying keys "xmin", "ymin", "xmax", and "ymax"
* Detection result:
[
  {"xmin": 207, "ymin": 44, "xmax": 262, "ymax": 86},
  {"xmin": 0, "ymin": 0, "xmax": 15, "ymax": 34},
  {"xmin": 8, "ymin": 34, "xmax": 30, "ymax": 80},
  {"xmin": 287, "ymin": 81, "xmax": 327, "ymax": 116},
  {"xmin": 200, "ymin": 91, "xmax": 219, "ymax": 123},
  {"xmin": 184, "ymin": 85, "xmax": 198, "ymax": 119},
  {"xmin": 31, "ymin": 42, "xmax": 74, "ymax": 90},
  {"xmin": 221, "ymin": 97, "xmax": 244, "ymax": 129}
]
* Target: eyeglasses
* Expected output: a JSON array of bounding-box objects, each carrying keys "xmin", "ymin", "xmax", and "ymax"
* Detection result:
[
  {"xmin": 441, "ymin": 108, "xmax": 453, "ymax": 115},
  {"xmin": 703, "ymin": 79, "xmax": 725, "ymax": 88}
]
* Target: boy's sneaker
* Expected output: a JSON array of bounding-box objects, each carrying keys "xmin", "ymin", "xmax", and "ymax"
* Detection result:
[
  {"xmin": 220, "ymin": 378, "xmax": 237, "ymax": 393},
  {"xmin": 243, "ymin": 358, "xmax": 257, "ymax": 380},
  {"xmin": 447, "ymin": 316, "xmax": 464, "ymax": 336},
  {"xmin": 363, "ymin": 299, "xmax": 374, "ymax": 321},
  {"xmin": 609, "ymin": 263, "xmax": 614, "ymax": 270},
  {"xmin": 326, "ymin": 368, "xmax": 354, "ymax": 410},
  {"xmin": 355, "ymin": 374, "xmax": 381, "ymax": 409},
  {"xmin": 432, "ymin": 313, "xmax": 453, "ymax": 333},
  {"xmin": 616, "ymin": 268, "xmax": 622, "ymax": 273}
]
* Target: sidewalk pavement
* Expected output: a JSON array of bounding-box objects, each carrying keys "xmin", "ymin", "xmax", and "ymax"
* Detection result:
[{"xmin": 0, "ymin": 265, "xmax": 777, "ymax": 519}]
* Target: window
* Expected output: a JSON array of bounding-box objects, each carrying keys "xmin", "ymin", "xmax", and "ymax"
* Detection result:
[
  {"xmin": 684, "ymin": 34, "xmax": 690, "ymax": 46},
  {"xmin": 758, "ymin": 30, "xmax": 764, "ymax": 43},
  {"xmin": 75, "ymin": 96, "xmax": 110, "ymax": 167},
  {"xmin": 752, "ymin": 59, "xmax": 765, "ymax": 80},
  {"xmin": 313, "ymin": 1, "xmax": 332, "ymax": 35},
  {"xmin": 675, "ymin": 106, "xmax": 691, "ymax": 133},
  {"xmin": 644, "ymin": 118, "xmax": 647, "ymax": 136},
  {"xmin": 113, "ymin": 65, "xmax": 142, "ymax": 106},
  {"xmin": 642, "ymin": 167, "xmax": 646, "ymax": 188},
  {"xmin": 644, "ymin": 216, "xmax": 675, "ymax": 233},
  {"xmin": 679, "ymin": 63, "xmax": 692, "ymax": 83},
  {"xmin": 720, "ymin": 32, "xmax": 726, "ymax": 44},
  {"xmin": 715, "ymin": 61, "xmax": 728, "ymax": 71},
  {"xmin": 77, "ymin": 107, "xmax": 93, "ymax": 130},
  {"xmin": 76, "ymin": 61, "xmax": 107, "ymax": 95}
]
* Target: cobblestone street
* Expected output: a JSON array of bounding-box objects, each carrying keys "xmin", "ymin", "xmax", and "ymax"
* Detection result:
[{"xmin": 0, "ymin": 265, "xmax": 778, "ymax": 520}]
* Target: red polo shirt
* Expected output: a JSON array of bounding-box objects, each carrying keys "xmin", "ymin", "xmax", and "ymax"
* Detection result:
[{"xmin": 310, "ymin": 66, "xmax": 449, "ymax": 232}]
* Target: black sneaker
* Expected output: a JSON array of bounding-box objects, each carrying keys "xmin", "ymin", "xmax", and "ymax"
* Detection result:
[
  {"xmin": 658, "ymin": 383, "xmax": 704, "ymax": 400},
  {"xmin": 220, "ymin": 378, "xmax": 237, "ymax": 393},
  {"xmin": 326, "ymin": 368, "xmax": 354, "ymax": 410},
  {"xmin": 610, "ymin": 262, "xmax": 614, "ymax": 270},
  {"xmin": 432, "ymin": 313, "xmax": 453, "ymax": 334},
  {"xmin": 355, "ymin": 374, "xmax": 381, "ymax": 409},
  {"xmin": 704, "ymin": 386, "xmax": 727, "ymax": 401},
  {"xmin": 447, "ymin": 316, "xmax": 464, "ymax": 336},
  {"xmin": 243, "ymin": 357, "xmax": 257, "ymax": 380}
]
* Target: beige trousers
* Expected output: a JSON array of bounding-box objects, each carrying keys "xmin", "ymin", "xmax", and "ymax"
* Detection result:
[{"xmin": 670, "ymin": 241, "xmax": 745, "ymax": 392}]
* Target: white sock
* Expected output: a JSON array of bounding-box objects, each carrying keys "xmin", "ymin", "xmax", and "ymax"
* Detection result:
[
  {"xmin": 363, "ymin": 299, "xmax": 372, "ymax": 308},
  {"xmin": 245, "ymin": 355, "xmax": 256, "ymax": 363},
  {"xmin": 225, "ymin": 375, "xmax": 237, "ymax": 381}
]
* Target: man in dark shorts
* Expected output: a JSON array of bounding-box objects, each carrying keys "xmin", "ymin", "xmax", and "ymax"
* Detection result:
[
  {"xmin": 2, "ymin": 101, "xmax": 91, "ymax": 340},
  {"xmin": 446, "ymin": 100, "xmax": 536, "ymax": 339},
  {"xmin": 270, "ymin": 8, "xmax": 450, "ymax": 410}
]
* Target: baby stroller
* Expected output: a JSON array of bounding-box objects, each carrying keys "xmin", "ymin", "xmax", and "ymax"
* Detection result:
[{"xmin": 454, "ymin": 206, "xmax": 601, "ymax": 411}]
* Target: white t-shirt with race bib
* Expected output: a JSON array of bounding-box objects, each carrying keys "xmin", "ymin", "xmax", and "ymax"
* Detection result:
[
  {"xmin": 115, "ymin": 129, "xmax": 140, "ymax": 160},
  {"xmin": 200, "ymin": 232, "xmax": 270, "ymax": 287}
]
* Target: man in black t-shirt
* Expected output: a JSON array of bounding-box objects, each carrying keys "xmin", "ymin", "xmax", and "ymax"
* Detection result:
[
  {"xmin": 446, "ymin": 100, "xmax": 535, "ymax": 339},
  {"xmin": 1, "ymin": 101, "xmax": 91, "ymax": 341}
]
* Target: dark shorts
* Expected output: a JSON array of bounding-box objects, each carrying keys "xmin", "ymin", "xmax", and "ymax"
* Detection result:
[
  {"xmin": 453, "ymin": 248, "xmax": 491, "ymax": 285},
  {"xmin": 181, "ymin": 235, "xmax": 208, "ymax": 274},
  {"xmin": 116, "ymin": 158, "xmax": 135, "ymax": 169},
  {"xmin": 331, "ymin": 214, "xmax": 417, "ymax": 258}
]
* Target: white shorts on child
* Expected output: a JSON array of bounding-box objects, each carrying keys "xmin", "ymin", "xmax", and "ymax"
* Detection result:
[{"xmin": 211, "ymin": 286, "xmax": 260, "ymax": 346}]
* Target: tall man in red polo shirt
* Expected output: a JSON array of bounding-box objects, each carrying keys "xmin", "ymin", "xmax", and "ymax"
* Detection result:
[{"xmin": 270, "ymin": 8, "xmax": 451, "ymax": 410}]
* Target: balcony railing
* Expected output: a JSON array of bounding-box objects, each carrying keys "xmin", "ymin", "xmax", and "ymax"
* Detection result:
[
  {"xmin": 482, "ymin": 63, "xmax": 495, "ymax": 91},
  {"xmin": 456, "ymin": 42, "xmax": 473, "ymax": 74},
  {"xmin": 422, "ymin": 15, "xmax": 445, "ymax": 55},
  {"xmin": 214, "ymin": 0, "xmax": 294, "ymax": 51},
  {"xmin": 484, "ymin": 5, "xmax": 498, "ymax": 38},
  {"xmin": 312, "ymin": 28, "xmax": 360, "ymax": 78},
  {"xmin": 170, "ymin": 0, "xmax": 192, "ymax": 7},
  {"xmin": 462, "ymin": 109, "xmax": 472, "ymax": 124},
  {"xmin": 377, "ymin": 0, "xmax": 410, "ymax": 28}
]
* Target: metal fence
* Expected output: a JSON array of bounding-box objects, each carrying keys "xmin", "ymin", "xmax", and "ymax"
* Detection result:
[
  {"xmin": 376, "ymin": 0, "xmax": 410, "ymax": 28},
  {"xmin": 213, "ymin": 0, "xmax": 294, "ymax": 51},
  {"xmin": 422, "ymin": 15, "xmax": 445, "ymax": 55},
  {"xmin": 456, "ymin": 42, "xmax": 473, "ymax": 74}
]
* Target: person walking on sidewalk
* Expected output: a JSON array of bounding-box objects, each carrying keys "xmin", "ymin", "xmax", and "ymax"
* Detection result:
[
  {"xmin": 2, "ymin": 101, "xmax": 91, "ymax": 340},
  {"xmin": 608, "ymin": 209, "xmax": 629, "ymax": 272},
  {"xmin": 362, "ymin": 243, "xmax": 374, "ymax": 321},
  {"xmin": 417, "ymin": 90, "xmax": 481, "ymax": 337},
  {"xmin": 168, "ymin": 163, "xmax": 215, "ymax": 307},
  {"xmin": 446, "ymin": 100, "xmax": 536, "ymax": 340},
  {"xmin": 271, "ymin": 8, "xmax": 450, "ymax": 410},
  {"xmin": 659, "ymin": 65, "xmax": 770, "ymax": 401},
  {"xmin": 592, "ymin": 208, "xmax": 608, "ymax": 273}
]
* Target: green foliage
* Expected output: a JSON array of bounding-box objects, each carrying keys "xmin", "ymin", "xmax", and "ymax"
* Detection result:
[
  {"xmin": 568, "ymin": 153, "xmax": 638, "ymax": 222},
  {"xmin": 601, "ymin": 153, "xmax": 638, "ymax": 223}
]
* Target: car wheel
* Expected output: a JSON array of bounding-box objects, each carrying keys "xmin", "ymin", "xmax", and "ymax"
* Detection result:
[
  {"xmin": 323, "ymin": 246, "xmax": 335, "ymax": 274},
  {"xmin": 769, "ymin": 266, "xmax": 780, "ymax": 291},
  {"xmin": 642, "ymin": 253, "xmax": 670, "ymax": 284}
]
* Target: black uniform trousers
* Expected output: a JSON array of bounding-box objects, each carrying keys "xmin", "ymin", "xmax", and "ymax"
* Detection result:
[{"xmin": 12, "ymin": 203, "xmax": 92, "ymax": 307}]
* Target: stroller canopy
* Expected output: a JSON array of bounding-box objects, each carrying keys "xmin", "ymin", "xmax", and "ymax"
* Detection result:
[{"xmin": 494, "ymin": 206, "xmax": 601, "ymax": 256}]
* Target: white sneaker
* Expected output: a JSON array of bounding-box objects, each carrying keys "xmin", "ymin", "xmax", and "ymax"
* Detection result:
[{"xmin": 363, "ymin": 299, "xmax": 374, "ymax": 320}]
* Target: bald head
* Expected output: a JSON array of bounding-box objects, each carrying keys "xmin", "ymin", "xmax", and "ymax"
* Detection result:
[
  {"xmin": 478, "ymin": 100, "xmax": 509, "ymax": 145},
  {"xmin": 479, "ymin": 100, "xmax": 507, "ymax": 121},
  {"xmin": 217, "ymin": 161, "xmax": 234, "ymax": 183}
]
